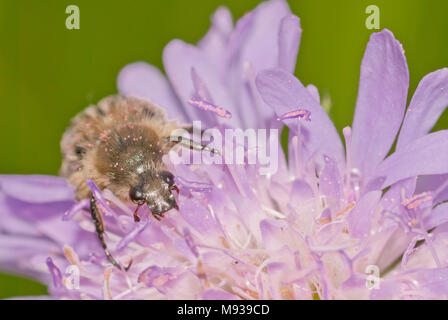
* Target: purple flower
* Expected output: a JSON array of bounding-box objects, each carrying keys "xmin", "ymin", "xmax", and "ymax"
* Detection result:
[
  {"xmin": 117, "ymin": 0, "xmax": 301, "ymax": 130},
  {"xmin": 1, "ymin": 0, "xmax": 448, "ymax": 300},
  {"xmin": 255, "ymin": 28, "xmax": 448, "ymax": 298}
]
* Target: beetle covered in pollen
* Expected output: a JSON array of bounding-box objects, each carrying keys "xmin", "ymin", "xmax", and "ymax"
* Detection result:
[{"xmin": 60, "ymin": 95, "xmax": 216, "ymax": 270}]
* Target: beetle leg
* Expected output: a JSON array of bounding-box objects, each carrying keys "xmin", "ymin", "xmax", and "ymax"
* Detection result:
[{"xmin": 90, "ymin": 196, "xmax": 122, "ymax": 271}]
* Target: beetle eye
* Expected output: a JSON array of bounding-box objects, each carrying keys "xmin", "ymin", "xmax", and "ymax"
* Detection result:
[
  {"xmin": 129, "ymin": 185, "xmax": 145, "ymax": 204},
  {"xmin": 159, "ymin": 171, "xmax": 175, "ymax": 187}
]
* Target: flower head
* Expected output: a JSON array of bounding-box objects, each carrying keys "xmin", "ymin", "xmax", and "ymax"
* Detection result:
[{"xmin": 2, "ymin": 0, "xmax": 448, "ymax": 300}]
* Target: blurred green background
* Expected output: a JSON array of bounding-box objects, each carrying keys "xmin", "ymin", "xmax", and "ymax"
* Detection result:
[{"xmin": 0, "ymin": 0, "xmax": 447, "ymax": 299}]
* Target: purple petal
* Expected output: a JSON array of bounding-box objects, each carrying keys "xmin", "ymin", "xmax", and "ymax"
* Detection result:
[
  {"xmin": 189, "ymin": 68, "xmax": 220, "ymax": 126},
  {"xmin": 116, "ymin": 217, "xmax": 151, "ymax": 252},
  {"xmin": 224, "ymin": 11, "xmax": 253, "ymax": 65},
  {"xmin": 347, "ymin": 191, "xmax": 381, "ymax": 238},
  {"xmin": 0, "ymin": 175, "xmax": 74, "ymax": 203},
  {"xmin": 174, "ymin": 176, "xmax": 212, "ymax": 193},
  {"xmin": 415, "ymin": 174, "xmax": 448, "ymax": 204},
  {"xmin": 0, "ymin": 234, "xmax": 56, "ymax": 283},
  {"xmin": 278, "ymin": 14, "xmax": 302, "ymax": 72},
  {"xmin": 199, "ymin": 288, "xmax": 241, "ymax": 300},
  {"xmin": 46, "ymin": 257, "xmax": 63, "ymax": 288},
  {"xmin": 179, "ymin": 198, "xmax": 217, "ymax": 235},
  {"xmin": 260, "ymin": 219, "xmax": 305, "ymax": 251},
  {"xmin": 221, "ymin": 1, "xmax": 301, "ymax": 129},
  {"xmin": 375, "ymin": 130, "xmax": 448, "ymax": 188},
  {"xmin": 351, "ymin": 29, "xmax": 409, "ymax": 178},
  {"xmin": 306, "ymin": 84, "xmax": 320, "ymax": 103},
  {"xmin": 375, "ymin": 227, "xmax": 414, "ymax": 271},
  {"xmin": 224, "ymin": 0, "xmax": 297, "ymax": 129},
  {"xmin": 380, "ymin": 178, "xmax": 416, "ymax": 212},
  {"xmin": 289, "ymin": 179, "xmax": 314, "ymax": 208},
  {"xmin": 424, "ymin": 203, "xmax": 448, "ymax": 230},
  {"xmin": 86, "ymin": 179, "xmax": 114, "ymax": 216},
  {"xmin": 371, "ymin": 268, "xmax": 448, "ymax": 299},
  {"xmin": 198, "ymin": 6, "xmax": 233, "ymax": 68},
  {"xmin": 182, "ymin": 228, "xmax": 199, "ymax": 258},
  {"xmin": 117, "ymin": 61, "xmax": 187, "ymax": 123},
  {"xmin": 237, "ymin": 0, "xmax": 291, "ymax": 72},
  {"xmin": 0, "ymin": 175, "xmax": 95, "ymax": 283},
  {"xmin": 163, "ymin": 40, "xmax": 241, "ymax": 128},
  {"xmin": 319, "ymin": 155, "xmax": 344, "ymax": 211},
  {"xmin": 191, "ymin": 67, "xmax": 214, "ymax": 103},
  {"xmin": 62, "ymin": 198, "xmax": 89, "ymax": 221},
  {"xmin": 256, "ymin": 69, "xmax": 344, "ymax": 166},
  {"xmin": 138, "ymin": 265, "xmax": 179, "ymax": 293},
  {"xmin": 397, "ymin": 68, "xmax": 448, "ymax": 149}
]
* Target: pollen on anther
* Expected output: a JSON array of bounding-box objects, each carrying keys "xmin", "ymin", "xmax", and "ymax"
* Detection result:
[
  {"xmin": 63, "ymin": 244, "xmax": 80, "ymax": 266},
  {"xmin": 277, "ymin": 109, "xmax": 311, "ymax": 121}
]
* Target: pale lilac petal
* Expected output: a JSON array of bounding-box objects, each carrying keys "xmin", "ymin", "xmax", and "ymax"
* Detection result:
[
  {"xmin": 306, "ymin": 84, "xmax": 320, "ymax": 103},
  {"xmin": 191, "ymin": 67, "xmax": 214, "ymax": 103},
  {"xmin": 404, "ymin": 224, "xmax": 448, "ymax": 270},
  {"xmin": 415, "ymin": 174, "xmax": 448, "ymax": 204},
  {"xmin": 375, "ymin": 130, "xmax": 448, "ymax": 188},
  {"xmin": 0, "ymin": 175, "xmax": 74, "ymax": 203},
  {"xmin": 117, "ymin": 62, "xmax": 187, "ymax": 122},
  {"xmin": 397, "ymin": 68, "xmax": 448, "ymax": 149},
  {"xmin": 260, "ymin": 219, "xmax": 305, "ymax": 251},
  {"xmin": 373, "ymin": 178, "xmax": 417, "ymax": 269},
  {"xmin": 182, "ymin": 228, "xmax": 199, "ymax": 258},
  {"xmin": 198, "ymin": 6, "xmax": 233, "ymax": 68},
  {"xmin": 260, "ymin": 219, "xmax": 288, "ymax": 250},
  {"xmin": 0, "ymin": 195, "xmax": 46, "ymax": 236},
  {"xmin": 371, "ymin": 268, "xmax": 448, "ymax": 299},
  {"xmin": 424, "ymin": 203, "xmax": 448, "ymax": 230},
  {"xmin": 218, "ymin": 0, "xmax": 301, "ymax": 129},
  {"xmin": 179, "ymin": 198, "xmax": 218, "ymax": 235},
  {"xmin": 375, "ymin": 227, "xmax": 414, "ymax": 271},
  {"xmin": 224, "ymin": 0, "xmax": 298, "ymax": 129},
  {"xmin": 46, "ymin": 257, "xmax": 63, "ymax": 288},
  {"xmin": 116, "ymin": 218, "xmax": 151, "ymax": 252},
  {"xmin": 238, "ymin": 0, "xmax": 291, "ymax": 72},
  {"xmin": 199, "ymin": 288, "xmax": 241, "ymax": 300},
  {"xmin": 351, "ymin": 29, "xmax": 409, "ymax": 178},
  {"xmin": 278, "ymin": 14, "xmax": 302, "ymax": 72},
  {"xmin": 0, "ymin": 175, "xmax": 94, "ymax": 284},
  {"xmin": 232, "ymin": 58, "xmax": 276, "ymax": 129},
  {"xmin": 289, "ymin": 179, "xmax": 314, "ymax": 208},
  {"xmin": 347, "ymin": 191, "xmax": 381, "ymax": 238},
  {"xmin": 380, "ymin": 178, "xmax": 416, "ymax": 212},
  {"xmin": 62, "ymin": 198, "xmax": 89, "ymax": 221},
  {"xmin": 320, "ymin": 155, "xmax": 344, "ymax": 211},
  {"xmin": 86, "ymin": 179, "xmax": 113, "ymax": 217},
  {"xmin": 0, "ymin": 234, "xmax": 56, "ymax": 283},
  {"xmin": 163, "ymin": 40, "xmax": 241, "ymax": 127},
  {"xmin": 137, "ymin": 265, "xmax": 179, "ymax": 294},
  {"xmin": 224, "ymin": 11, "xmax": 253, "ymax": 65},
  {"xmin": 256, "ymin": 69, "xmax": 344, "ymax": 166},
  {"xmin": 174, "ymin": 176, "xmax": 212, "ymax": 193}
]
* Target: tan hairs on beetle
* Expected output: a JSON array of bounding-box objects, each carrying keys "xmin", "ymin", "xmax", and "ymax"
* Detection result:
[{"xmin": 60, "ymin": 95, "xmax": 217, "ymax": 270}]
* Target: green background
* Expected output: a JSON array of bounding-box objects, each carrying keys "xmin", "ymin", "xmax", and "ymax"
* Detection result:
[{"xmin": 0, "ymin": 0, "xmax": 447, "ymax": 299}]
